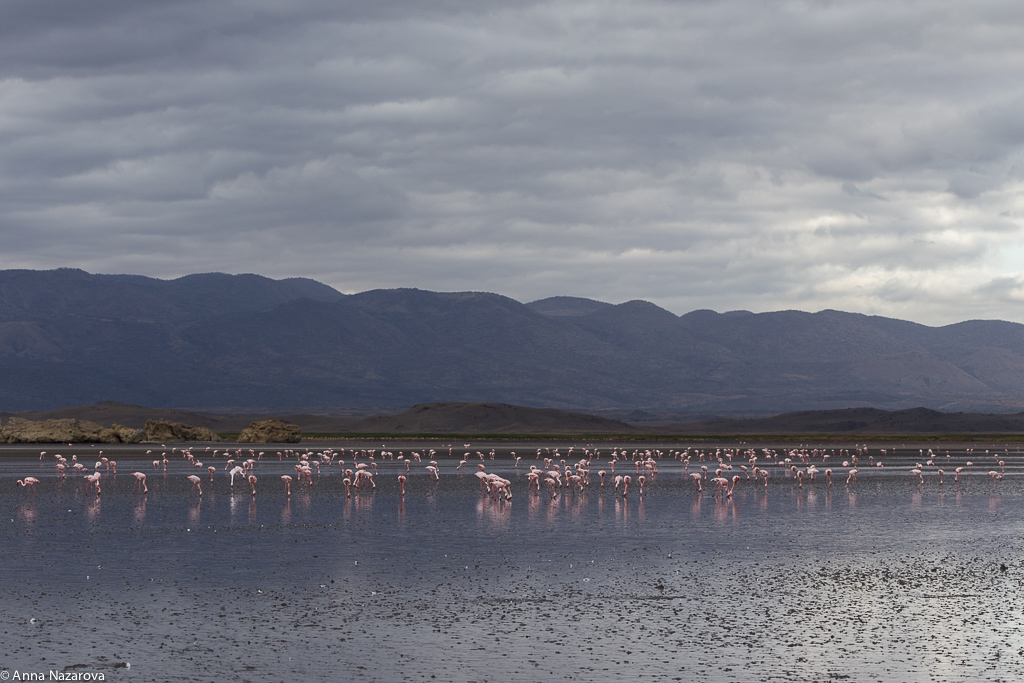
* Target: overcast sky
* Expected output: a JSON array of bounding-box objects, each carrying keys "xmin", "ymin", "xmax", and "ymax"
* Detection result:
[{"xmin": 3, "ymin": 1, "xmax": 1024, "ymax": 325}]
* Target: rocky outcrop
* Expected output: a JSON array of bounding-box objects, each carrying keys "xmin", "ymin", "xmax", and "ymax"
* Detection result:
[
  {"xmin": 111, "ymin": 423, "xmax": 144, "ymax": 443},
  {"xmin": 0, "ymin": 417, "xmax": 143, "ymax": 443},
  {"xmin": 142, "ymin": 419, "xmax": 221, "ymax": 442},
  {"xmin": 237, "ymin": 419, "xmax": 301, "ymax": 443}
]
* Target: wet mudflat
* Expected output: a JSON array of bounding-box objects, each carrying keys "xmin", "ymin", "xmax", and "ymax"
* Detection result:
[{"xmin": 2, "ymin": 442, "xmax": 1024, "ymax": 682}]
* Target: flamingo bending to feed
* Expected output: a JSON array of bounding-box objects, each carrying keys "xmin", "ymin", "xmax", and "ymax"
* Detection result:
[
  {"xmin": 131, "ymin": 472, "xmax": 148, "ymax": 494},
  {"xmin": 17, "ymin": 477, "xmax": 40, "ymax": 495},
  {"xmin": 727, "ymin": 475, "xmax": 740, "ymax": 497},
  {"xmin": 187, "ymin": 474, "xmax": 202, "ymax": 496}
]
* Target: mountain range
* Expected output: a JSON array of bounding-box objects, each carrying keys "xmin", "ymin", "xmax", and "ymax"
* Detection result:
[{"xmin": 2, "ymin": 268, "xmax": 1024, "ymax": 415}]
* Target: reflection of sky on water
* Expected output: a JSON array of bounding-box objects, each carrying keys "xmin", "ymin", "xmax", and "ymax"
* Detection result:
[{"xmin": 2, "ymin": 444, "xmax": 1024, "ymax": 681}]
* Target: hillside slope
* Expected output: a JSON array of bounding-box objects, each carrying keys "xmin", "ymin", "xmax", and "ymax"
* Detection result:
[{"xmin": 2, "ymin": 269, "xmax": 1024, "ymax": 414}]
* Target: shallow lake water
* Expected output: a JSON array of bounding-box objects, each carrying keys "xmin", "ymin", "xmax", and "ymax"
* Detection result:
[{"xmin": 2, "ymin": 441, "xmax": 1024, "ymax": 682}]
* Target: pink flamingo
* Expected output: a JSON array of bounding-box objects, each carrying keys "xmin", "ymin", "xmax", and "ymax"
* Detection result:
[
  {"xmin": 955, "ymin": 466, "xmax": 964, "ymax": 482},
  {"xmin": 17, "ymin": 477, "xmax": 40, "ymax": 495},
  {"xmin": 846, "ymin": 469, "xmax": 859, "ymax": 485},
  {"xmin": 84, "ymin": 472, "xmax": 101, "ymax": 495},
  {"xmin": 690, "ymin": 472, "xmax": 703, "ymax": 491},
  {"xmin": 281, "ymin": 475, "xmax": 292, "ymax": 496},
  {"xmin": 910, "ymin": 468, "xmax": 923, "ymax": 483},
  {"xmin": 622, "ymin": 475, "xmax": 631, "ymax": 497},
  {"xmin": 343, "ymin": 477, "xmax": 352, "ymax": 497},
  {"xmin": 727, "ymin": 474, "xmax": 740, "ymax": 497},
  {"xmin": 637, "ymin": 475, "xmax": 645, "ymax": 496},
  {"xmin": 131, "ymin": 472, "xmax": 148, "ymax": 494},
  {"xmin": 248, "ymin": 474, "xmax": 257, "ymax": 495},
  {"xmin": 187, "ymin": 474, "xmax": 202, "ymax": 496},
  {"xmin": 398, "ymin": 474, "xmax": 407, "ymax": 496},
  {"xmin": 598, "ymin": 470, "xmax": 606, "ymax": 487},
  {"xmin": 710, "ymin": 476, "xmax": 729, "ymax": 496},
  {"xmin": 825, "ymin": 469, "xmax": 832, "ymax": 487},
  {"xmin": 937, "ymin": 469, "xmax": 944, "ymax": 485}
]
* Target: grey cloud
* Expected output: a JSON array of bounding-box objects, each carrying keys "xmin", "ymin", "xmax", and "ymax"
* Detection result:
[{"xmin": 2, "ymin": 1, "xmax": 1024, "ymax": 325}]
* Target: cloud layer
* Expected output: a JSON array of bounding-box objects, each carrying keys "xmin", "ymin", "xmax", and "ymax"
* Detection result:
[{"xmin": 3, "ymin": 0, "xmax": 1024, "ymax": 325}]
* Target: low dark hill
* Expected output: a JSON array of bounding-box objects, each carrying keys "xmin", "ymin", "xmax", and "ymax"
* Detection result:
[
  {"xmin": 667, "ymin": 407, "xmax": 1024, "ymax": 435},
  {"xmin": 9, "ymin": 401, "xmax": 1024, "ymax": 438},
  {"xmin": 0, "ymin": 402, "xmax": 248, "ymax": 431},
  {"xmin": 339, "ymin": 402, "xmax": 642, "ymax": 434},
  {"xmin": 0, "ymin": 401, "xmax": 640, "ymax": 435}
]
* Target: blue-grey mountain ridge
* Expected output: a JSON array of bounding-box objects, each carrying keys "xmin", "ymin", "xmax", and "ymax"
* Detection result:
[{"xmin": 2, "ymin": 268, "xmax": 1023, "ymax": 416}]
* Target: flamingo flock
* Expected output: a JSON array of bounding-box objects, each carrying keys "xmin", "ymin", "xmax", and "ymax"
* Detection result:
[{"xmin": 9, "ymin": 443, "xmax": 1017, "ymax": 506}]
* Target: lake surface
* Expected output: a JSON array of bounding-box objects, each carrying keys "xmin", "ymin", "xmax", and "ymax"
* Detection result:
[{"xmin": 2, "ymin": 441, "xmax": 1023, "ymax": 682}]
